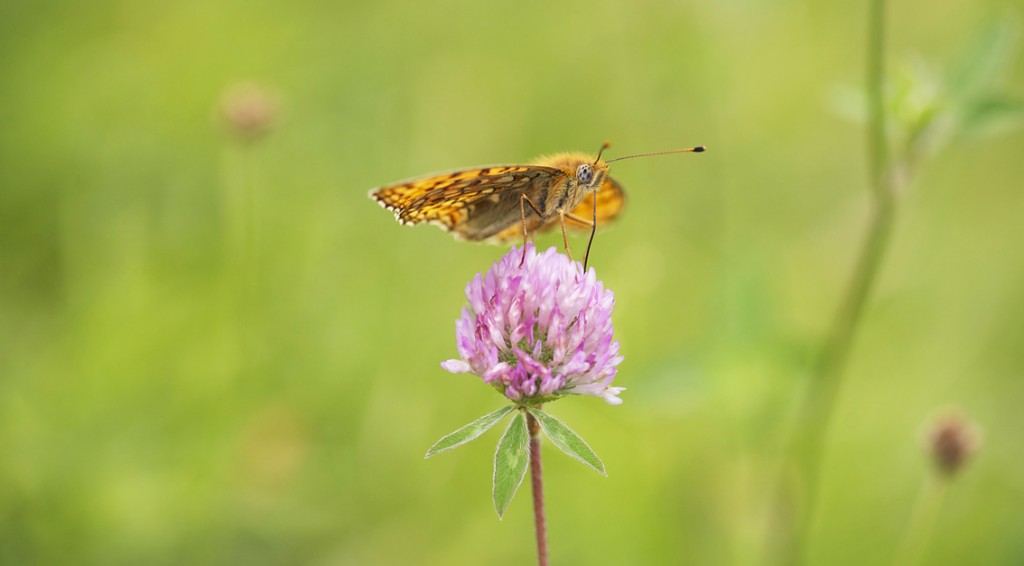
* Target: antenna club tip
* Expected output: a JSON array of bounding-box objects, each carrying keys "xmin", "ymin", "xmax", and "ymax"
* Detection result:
[{"xmin": 694, "ymin": 146, "xmax": 706, "ymax": 152}]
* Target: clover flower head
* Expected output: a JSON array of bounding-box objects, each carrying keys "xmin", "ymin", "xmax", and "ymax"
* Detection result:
[{"xmin": 441, "ymin": 244, "xmax": 624, "ymax": 405}]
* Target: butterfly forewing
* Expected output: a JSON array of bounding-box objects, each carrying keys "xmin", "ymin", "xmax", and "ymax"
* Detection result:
[
  {"xmin": 373, "ymin": 166, "xmax": 533, "ymax": 212},
  {"xmin": 371, "ymin": 165, "xmax": 565, "ymax": 239}
]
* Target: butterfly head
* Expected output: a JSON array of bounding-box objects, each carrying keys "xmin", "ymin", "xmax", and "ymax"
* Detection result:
[
  {"xmin": 575, "ymin": 162, "xmax": 607, "ymax": 189},
  {"xmin": 575, "ymin": 140, "xmax": 613, "ymax": 190}
]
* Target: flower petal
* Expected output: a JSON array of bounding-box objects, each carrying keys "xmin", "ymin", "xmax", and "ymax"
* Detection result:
[
  {"xmin": 601, "ymin": 386, "xmax": 626, "ymax": 405},
  {"xmin": 441, "ymin": 359, "xmax": 472, "ymax": 374}
]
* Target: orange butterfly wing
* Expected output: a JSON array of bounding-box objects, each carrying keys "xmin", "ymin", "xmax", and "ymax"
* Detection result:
[{"xmin": 370, "ymin": 165, "xmax": 561, "ymax": 238}]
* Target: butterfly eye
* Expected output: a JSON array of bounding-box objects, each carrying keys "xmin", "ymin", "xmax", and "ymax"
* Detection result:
[{"xmin": 577, "ymin": 164, "xmax": 594, "ymax": 185}]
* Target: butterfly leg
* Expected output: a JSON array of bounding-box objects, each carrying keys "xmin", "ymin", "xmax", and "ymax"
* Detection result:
[
  {"xmin": 560, "ymin": 210, "xmax": 602, "ymax": 269},
  {"xmin": 519, "ymin": 194, "xmax": 545, "ymax": 267},
  {"xmin": 556, "ymin": 210, "xmax": 574, "ymax": 263},
  {"xmin": 561, "ymin": 211, "xmax": 595, "ymax": 227}
]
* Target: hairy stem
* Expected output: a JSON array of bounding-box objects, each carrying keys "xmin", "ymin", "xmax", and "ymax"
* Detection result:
[{"xmin": 527, "ymin": 412, "xmax": 549, "ymax": 566}]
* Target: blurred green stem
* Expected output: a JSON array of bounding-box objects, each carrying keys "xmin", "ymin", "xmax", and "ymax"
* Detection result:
[
  {"xmin": 792, "ymin": 178, "xmax": 896, "ymax": 560},
  {"xmin": 893, "ymin": 476, "xmax": 948, "ymax": 566},
  {"xmin": 224, "ymin": 146, "xmax": 258, "ymax": 287},
  {"xmin": 867, "ymin": 0, "xmax": 890, "ymax": 198},
  {"xmin": 787, "ymin": 0, "xmax": 899, "ymax": 561},
  {"xmin": 222, "ymin": 144, "xmax": 262, "ymax": 366}
]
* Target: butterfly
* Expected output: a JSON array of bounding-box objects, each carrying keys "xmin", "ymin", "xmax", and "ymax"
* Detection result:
[{"xmin": 369, "ymin": 143, "xmax": 705, "ymax": 269}]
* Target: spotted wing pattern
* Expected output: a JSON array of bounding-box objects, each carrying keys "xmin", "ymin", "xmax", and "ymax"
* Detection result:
[{"xmin": 370, "ymin": 165, "xmax": 559, "ymax": 231}]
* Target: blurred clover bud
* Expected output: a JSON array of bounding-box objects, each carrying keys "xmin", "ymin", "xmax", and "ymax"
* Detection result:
[
  {"xmin": 219, "ymin": 82, "xmax": 279, "ymax": 141},
  {"xmin": 927, "ymin": 411, "xmax": 982, "ymax": 478}
]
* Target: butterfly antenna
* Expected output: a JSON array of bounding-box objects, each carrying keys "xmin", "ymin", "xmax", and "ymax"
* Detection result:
[
  {"xmin": 593, "ymin": 141, "xmax": 612, "ymax": 165},
  {"xmin": 606, "ymin": 145, "xmax": 706, "ymax": 163},
  {"xmin": 583, "ymin": 141, "xmax": 612, "ymax": 270},
  {"xmin": 583, "ymin": 184, "xmax": 598, "ymax": 272}
]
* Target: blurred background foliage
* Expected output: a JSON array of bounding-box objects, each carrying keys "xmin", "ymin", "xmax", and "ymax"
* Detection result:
[{"xmin": 1, "ymin": 0, "xmax": 1023, "ymax": 564}]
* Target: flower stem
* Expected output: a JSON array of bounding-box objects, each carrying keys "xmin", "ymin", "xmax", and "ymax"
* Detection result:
[
  {"xmin": 527, "ymin": 411, "xmax": 549, "ymax": 566},
  {"xmin": 893, "ymin": 476, "xmax": 948, "ymax": 566},
  {"xmin": 222, "ymin": 143, "xmax": 261, "ymax": 367},
  {"xmin": 781, "ymin": 0, "xmax": 896, "ymax": 561},
  {"xmin": 797, "ymin": 167, "xmax": 896, "ymax": 511},
  {"xmin": 806, "ymin": 0, "xmax": 892, "ymax": 444},
  {"xmin": 867, "ymin": 0, "xmax": 890, "ymax": 199}
]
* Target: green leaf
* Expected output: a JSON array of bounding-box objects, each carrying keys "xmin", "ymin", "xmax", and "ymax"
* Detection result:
[
  {"xmin": 528, "ymin": 408, "xmax": 605, "ymax": 475},
  {"xmin": 492, "ymin": 411, "xmax": 530, "ymax": 518},
  {"xmin": 962, "ymin": 96, "xmax": 1024, "ymax": 138},
  {"xmin": 950, "ymin": 20, "xmax": 1019, "ymax": 100},
  {"xmin": 425, "ymin": 405, "xmax": 515, "ymax": 458}
]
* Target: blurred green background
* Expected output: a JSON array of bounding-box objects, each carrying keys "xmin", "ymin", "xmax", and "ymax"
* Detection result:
[{"xmin": 2, "ymin": 0, "xmax": 1023, "ymax": 564}]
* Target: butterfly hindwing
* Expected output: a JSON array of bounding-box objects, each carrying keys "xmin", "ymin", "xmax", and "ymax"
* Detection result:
[{"xmin": 560, "ymin": 175, "xmax": 626, "ymax": 229}]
